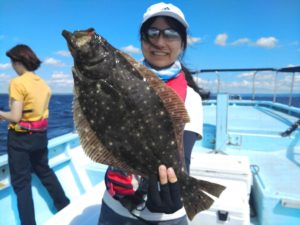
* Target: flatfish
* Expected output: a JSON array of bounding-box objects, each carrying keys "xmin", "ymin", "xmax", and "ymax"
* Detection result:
[{"xmin": 62, "ymin": 28, "xmax": 225, "ymax": 220}]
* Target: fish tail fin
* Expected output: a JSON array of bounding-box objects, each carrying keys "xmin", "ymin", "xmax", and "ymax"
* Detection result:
[{"xmin": 180, "ymin": 174, "xmax": 226, "ymax": 220}]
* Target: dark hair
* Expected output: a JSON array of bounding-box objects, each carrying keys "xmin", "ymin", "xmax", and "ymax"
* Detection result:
[
  {"xmin": 140, "ymin": 16, "xmax": 187, "ymax": 50},
  {"xmin": 6, "ymin": 44, "xmax": 41, "ymax": 71},
  {"xmin": 182, "ymin": 65, "xmax": 210, "ymax": 100}
]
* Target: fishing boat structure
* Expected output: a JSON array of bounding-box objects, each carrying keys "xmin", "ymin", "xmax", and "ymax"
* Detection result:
[{"xmin": 0, "ymin": 67, "xmax": 299, "ymax": 225}]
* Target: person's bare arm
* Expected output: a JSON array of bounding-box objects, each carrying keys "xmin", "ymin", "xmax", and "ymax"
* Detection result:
[{"xmin": 0, "ymin": 99, "xmax": 23, "ymax": 123}]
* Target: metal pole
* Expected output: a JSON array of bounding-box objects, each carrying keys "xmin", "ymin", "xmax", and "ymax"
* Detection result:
[
  {"xmin": 252, "ymin": 71, "xmax": 257, "ymax": 100},
  {"xmin": 196, "ymin": 73, "xmax": 200, "ymax": 87},
  {"xmin": 288, "ymin": 72, "xmax": 295, "ymax": 107},
  {"xmin": 215, "ymin": 93, "xmax": 228, "ymax": 152},
  {"xmin": 216, "ymin": 71, "xmax": 220, "ymax": 94},
  {"xmin": 273, "ymin": 71, "xmax": 278, "ymax": 103}
]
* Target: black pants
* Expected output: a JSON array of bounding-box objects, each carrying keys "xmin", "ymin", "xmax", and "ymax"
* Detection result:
[
  {"xmin": 183, "ymin": 130, "xmax": 198, "ymax": 175},
  {"xmin": 7, "ymin": 130, "xmax": 70, "ymax": 225}
]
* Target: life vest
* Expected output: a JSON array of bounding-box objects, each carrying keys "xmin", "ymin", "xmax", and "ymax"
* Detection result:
[{"xmin": 10, "ymin": 118, "xmax": 48, "ymax": 132}]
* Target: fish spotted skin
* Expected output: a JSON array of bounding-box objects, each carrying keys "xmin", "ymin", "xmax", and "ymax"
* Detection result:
[{"xmin": 62, "ymin": 28, "xmax": 225, "ymax": 220}]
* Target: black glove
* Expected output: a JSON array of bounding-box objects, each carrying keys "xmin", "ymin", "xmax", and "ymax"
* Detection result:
[{"xmin": 146, "ymin": 171, "xmax": 183, "ymax": 214}]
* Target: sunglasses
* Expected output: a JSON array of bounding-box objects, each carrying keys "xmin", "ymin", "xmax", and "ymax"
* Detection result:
[{"xmin": 144, "ymin": 27, "xmax": 181, "ymax": 40}]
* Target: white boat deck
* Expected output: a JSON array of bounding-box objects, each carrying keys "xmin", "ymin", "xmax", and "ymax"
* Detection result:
[{"xmin": 43, "ymin": 182, "xmax": 105, "ymax": 225}]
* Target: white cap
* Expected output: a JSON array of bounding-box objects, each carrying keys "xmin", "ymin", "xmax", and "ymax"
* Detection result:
[{"xmin": 142, "ymin": 2, "xmax": 188, "ymax": 28}]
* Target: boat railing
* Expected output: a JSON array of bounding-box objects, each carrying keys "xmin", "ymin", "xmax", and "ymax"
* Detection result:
[{"xmin": 192, "ymin": 66, "xmax": 300, "ymax": 107}]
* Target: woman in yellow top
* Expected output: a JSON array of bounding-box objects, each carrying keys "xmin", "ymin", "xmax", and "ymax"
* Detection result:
[{"xmin": 0, "ymin": 44, "xmax": 69, "ymax": 225}]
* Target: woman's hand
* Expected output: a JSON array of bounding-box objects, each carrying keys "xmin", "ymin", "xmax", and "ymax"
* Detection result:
[{"xmin": 146, "ymin": 165, "xmax": 183, "ymax": 214}]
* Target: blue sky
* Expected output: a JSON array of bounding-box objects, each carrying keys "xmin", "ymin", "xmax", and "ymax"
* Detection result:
[{"xmin": 0, "ymin": 0, "xmax": 300, "ymax": 94}]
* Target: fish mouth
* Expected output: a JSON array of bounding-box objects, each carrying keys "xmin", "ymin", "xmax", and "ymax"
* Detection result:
[
  {"xmin": 62, "ymin": 30, "xmax": 77, "ymax": 52},
  {"xmin": 62, "ymin": 28, "xmax": 95, "ymax": 52}
]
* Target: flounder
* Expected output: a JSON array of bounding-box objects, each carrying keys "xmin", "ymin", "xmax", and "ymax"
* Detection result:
[{"xmin": 62, "ymin": 28, "xmax": 225, "ymax": 220}]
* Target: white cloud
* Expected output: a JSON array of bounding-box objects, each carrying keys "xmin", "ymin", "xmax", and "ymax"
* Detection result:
[
  {"xmin": 0, "ymin": 73, "xmax": 11, "ymax": 79},
  {"xmin": 187, "ymin": 36, "xmax": 202, "ymax": 45},
  {"xmin": 51, "ymin": 71, "xmax": 70, "ymax": 80},
  {"xmin": 254, "ymin": 80, "xmax": 275, "ymax": 90},
  {"xmin": 43, "ymin": 57, "xmax": 66, "ymax": 67},
  {"xmin": 55, "ymin": 50, "xmax": 71, "ymax": 57},
  {"xmin": 255, "ymin": 37, "xmax": 278, "ymax": 48},
  {"xmin": 286, "ymin": 64, "xmax": 298, "ymax": 68},
  {"xmin": 231, "ymin": 38, "xmax": 251, "ymax": 46},
  {"xmin": 213, "ymin": 35, "xmax": 280, "ymax": 48},
  {"xmin": 215, "ymin": 33, "xmax": 228, "ymax": 46},
  {"xmin": 237, "ymin": 72, "xmax": 256, "ymax": 79},
  {"xmin": 47, "ymin": 71, "xmax": 73, "ymax": 93},
  {"xmin": 0, "ymin": 63, "xmax": 11, "ymax": 70},
  {"xmin": 50, "ymin": 79, "xmax": 73, "ymax": 85},
  {"xmin": 256, "ymin": 74, "xmax": 275, "ymax": 81},
  {"xmin": 237, "ymin": 71, "xmax": 274, "ymax": 80},
  {"xmin": 121, "ymin": 45, "xmax": 141, "ymax": 54},
  {"xmin": 193, "ymin": 76, "xmax": 206, "ymax": 86},
  {"xmin": 227, "ymin": 80, "xmax": 252, "ymax": 88}
]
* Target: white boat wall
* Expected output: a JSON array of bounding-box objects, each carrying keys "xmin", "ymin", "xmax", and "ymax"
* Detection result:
[
  {"xmin": 0, "ymin": 66, "xmax": 300, "ymax": 225},
  {"xmin": 0, "ymin": 133, "xmax": 107, "ymax": 225}
]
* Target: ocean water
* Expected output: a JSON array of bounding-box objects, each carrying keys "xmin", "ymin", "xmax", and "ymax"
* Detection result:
[{"xmin": 0, "ymin": 93, "xmax": 299, "ymax": 154}]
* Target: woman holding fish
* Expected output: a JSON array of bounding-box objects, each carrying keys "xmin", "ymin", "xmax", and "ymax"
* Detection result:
[
  {"xmin": 0, "ymin": 45, "xmax": 70, "ymax": 225},
  {"xmin": 99, "ymin": 2, "xmax": 204, "ymax": 225}
]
